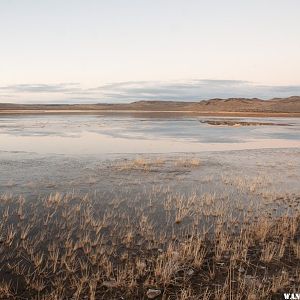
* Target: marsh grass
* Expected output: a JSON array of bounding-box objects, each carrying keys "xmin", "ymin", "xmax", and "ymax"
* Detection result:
[
  {"xmin": 174, "ymin": 158, "xmax": 201, "ymax": 168},
  {"xmin": 0, "ymin": 184, "xmax": 299, "ymax": 300},
  {"xmin": 113, "ymin": 157, "xmax": 201, "ymax": 173},
  {"xmin": 115, "ymin": 157, "xmax": 165, "ymax": 172}
]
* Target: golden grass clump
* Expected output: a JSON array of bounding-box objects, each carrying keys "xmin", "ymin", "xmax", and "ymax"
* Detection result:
[
  {"xmin": 115, "ymin": 157, "xmax": 165, "ymax": 172},
  {"xmin": 175, "ymin": 158, "xmax": 201, "ymax": 168}
]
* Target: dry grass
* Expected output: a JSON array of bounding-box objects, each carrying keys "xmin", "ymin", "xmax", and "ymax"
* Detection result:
[
  {"xmin": 174, "ymin": 158, "xmax": 201, "ymax": 168},
  {"xmin": 113, "ymin": 157, "xmax": 201, "ymax": 173},
  {"xmin": 0, "ymin": 184, "xmax": 299, "ymax": 299},
  {"xmin": 115, "ymin": 157, "xmax": 165, "ymax": 172}
]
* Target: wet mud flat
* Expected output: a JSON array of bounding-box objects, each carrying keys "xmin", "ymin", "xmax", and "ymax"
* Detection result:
[{"xmin": 0, "ymin": 148, "xmax": 300, "ymax": 299}]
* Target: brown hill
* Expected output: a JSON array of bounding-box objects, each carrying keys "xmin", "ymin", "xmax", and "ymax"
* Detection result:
[
  {"xmin": 183, "ymin": 97, "xmax": 300, "ymax": 112},
  {"xmin": 0, "ymin": 96, "xmax": 300, "ymax": 113}
]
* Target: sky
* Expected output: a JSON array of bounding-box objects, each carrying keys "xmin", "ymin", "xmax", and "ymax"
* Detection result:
[{"xmin": 1, "ymin": 0, "xmax": 300, "ymax": 103}]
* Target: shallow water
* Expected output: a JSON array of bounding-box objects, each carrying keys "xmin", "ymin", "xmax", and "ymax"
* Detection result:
[
  {"xmin": 0, "ymin": 114, "xmax": 299, "ymax": 155},
  {"xmin": 0, "ymin": 115, "xmax": 299, "ymax": 227}
]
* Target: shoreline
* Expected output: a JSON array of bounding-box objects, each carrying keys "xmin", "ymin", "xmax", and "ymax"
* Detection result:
[{"xmin": 1, "ymin": 109, "xmax": 300, "ymax": 117}]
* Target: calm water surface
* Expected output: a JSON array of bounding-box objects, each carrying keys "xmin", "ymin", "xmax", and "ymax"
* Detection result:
[{"xmin": 0, "ymin": 114, "xmax": 299, "ymax": 155}]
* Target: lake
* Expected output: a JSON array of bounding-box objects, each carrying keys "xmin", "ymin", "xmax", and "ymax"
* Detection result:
[{"xmin": 0, "ymin": 114, "xmax": 299, "ymax": 156}]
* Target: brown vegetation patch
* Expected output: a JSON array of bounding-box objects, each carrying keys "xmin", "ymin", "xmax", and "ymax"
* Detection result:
[{"xmin": 0, "ymin": 189, "xmax": 299, "ymax": 299}]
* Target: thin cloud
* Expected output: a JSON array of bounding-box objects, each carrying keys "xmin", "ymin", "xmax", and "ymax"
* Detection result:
[
  {"xmin": 0, "ymin": 83, "xmax": 81, "ymax": 93},
  {"xmin": 1, "ymin": 80, "xmax": 300, "ymax": 104},
  {"xmin": 96, "ymin": 80, "xmax": 300, "ymax": 102}
]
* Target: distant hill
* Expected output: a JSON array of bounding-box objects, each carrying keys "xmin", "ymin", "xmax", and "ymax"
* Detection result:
[
  {"xmin": 0, "ymin": 96, "xmax": 300, "ymax": 114},
  {"xmin": 183, "ymin": 96, "xmax": 300, "ymax": 112}
]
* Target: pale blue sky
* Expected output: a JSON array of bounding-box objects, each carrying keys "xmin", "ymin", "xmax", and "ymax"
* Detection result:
[{"xmin": 1, "ymin": 0, "xmax": 300, "ymax": 103}]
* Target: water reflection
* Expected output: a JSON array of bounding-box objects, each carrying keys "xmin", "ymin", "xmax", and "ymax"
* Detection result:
[{"xmin": 0, "ymin": 115, "xmax": 299, "ymax": 155}]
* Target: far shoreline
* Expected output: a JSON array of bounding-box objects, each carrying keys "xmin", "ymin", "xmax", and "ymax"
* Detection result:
[{"xmin": 1, "ymin": 109, "xmax": 300, "ymax": 117}]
